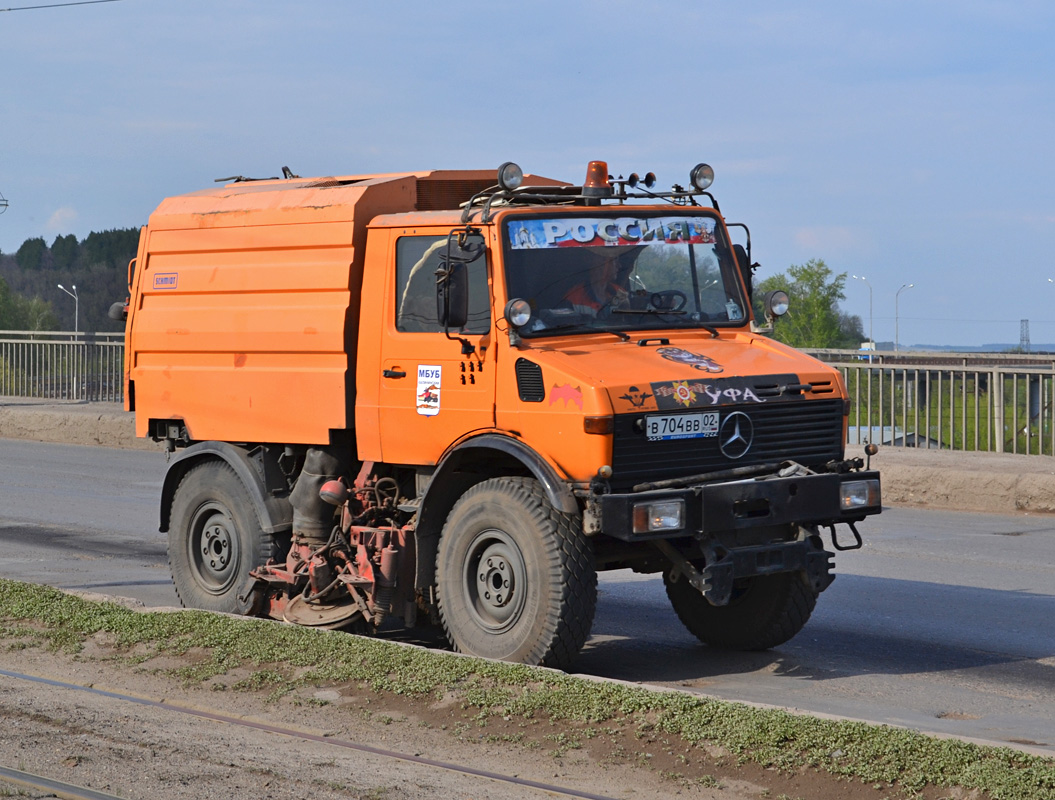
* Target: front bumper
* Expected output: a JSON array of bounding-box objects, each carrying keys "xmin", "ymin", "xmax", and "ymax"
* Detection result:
[{"xmin": 598, "ymin": 469, "xmax": 881, "ymax": 542}]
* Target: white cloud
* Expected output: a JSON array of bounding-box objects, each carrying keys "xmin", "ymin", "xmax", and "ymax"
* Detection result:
[{"xmin": 46, "ymin": 207, "xmax": 78, "ymax": 234}]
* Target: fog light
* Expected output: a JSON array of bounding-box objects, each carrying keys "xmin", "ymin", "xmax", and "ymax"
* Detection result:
[
  {"xmin": 632, "ymin": 500, "xmax": 685, "ymax": 533},
  {"xmin": 841, "ymin": 479, "xmax": 880, "ymax": 510}
]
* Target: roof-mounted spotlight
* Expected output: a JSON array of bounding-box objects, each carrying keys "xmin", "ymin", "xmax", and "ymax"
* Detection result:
[
  {"xmin": 497, "ymin": 162, "xmax": 524, "ymax": 192},
  {"xmin": 689, "ymin": 163, "xmax": 714, "ymax": 191}
]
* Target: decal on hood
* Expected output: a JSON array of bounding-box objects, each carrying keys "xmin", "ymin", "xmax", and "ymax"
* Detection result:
[
  {"xmin": 656, "ymin": 346, "xmax": 723, "ymax": 373},
  {"xmin": 651, "ymin": 376, "xmax": 768, "ymax": 410},
  {"xmin": 619, "ymin": 385, "xmax": 654, "ymax": 408}
]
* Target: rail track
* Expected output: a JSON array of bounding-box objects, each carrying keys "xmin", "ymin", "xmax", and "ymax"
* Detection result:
[
  {"xmin": 0, "ymin": 763, "xmax": 126, "ymax": 800},
  {"xmin": 0, "ymin": 667, "xmax": 621, "ymax": 800}
]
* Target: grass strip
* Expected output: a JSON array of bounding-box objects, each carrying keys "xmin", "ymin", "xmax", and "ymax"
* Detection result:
[{"xmin": 0, "ymin": 579, "xmax": 1051, "ymax": 800}]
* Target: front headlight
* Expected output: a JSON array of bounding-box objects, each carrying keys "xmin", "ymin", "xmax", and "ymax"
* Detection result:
[
  {"xmin": 633, "ymin": 500, "xmax": 685, "ymax": 533},
  {"xmin": 841, "ymin": 479, "xmax": 881, "ymax": 510}
]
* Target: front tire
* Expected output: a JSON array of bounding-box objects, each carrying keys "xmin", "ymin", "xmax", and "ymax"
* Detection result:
[
  {"xmin": 436, "ymin": 477, "xmax": 596, "ymax": 670},
  {"xmin": 168, "ymin": 461, "xmax": 279, "ymax": 614},
  {"xmin": 665, "ymin": 569, "xmax": 818, "ymax": 651}
]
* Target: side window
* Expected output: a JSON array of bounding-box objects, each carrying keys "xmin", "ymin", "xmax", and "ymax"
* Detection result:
[{"xmin": 395, "ymin": 234, "xmax": 490, "ymax": 333}]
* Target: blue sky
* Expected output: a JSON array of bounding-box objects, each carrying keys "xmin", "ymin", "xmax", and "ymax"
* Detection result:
[{"xmin": 3, "ymin": 0, "xmax": 1054, "ymax": 347}]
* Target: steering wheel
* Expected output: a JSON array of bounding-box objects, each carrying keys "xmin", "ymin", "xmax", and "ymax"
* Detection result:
[{"xmin": 650, "ymin": 290, "xmax": 687, "ymax": 312}]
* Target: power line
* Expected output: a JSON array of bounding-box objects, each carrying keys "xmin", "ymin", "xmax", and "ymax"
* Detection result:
[{"xmin": 0, "ymin": 0, "xmax": 122, "ymax": 11}]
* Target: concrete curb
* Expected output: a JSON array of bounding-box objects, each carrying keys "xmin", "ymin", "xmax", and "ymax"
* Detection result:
[
  {"xmin": 845, "ymin": 445, "xmax": 1055, "ymax": 515},
  {"xmin": 0, "ymin": 400, "xmax": 160, "ymax": 452},
  {"xmin": 4, "ymin": 399, "xmax": 1054, "ymax": 515}
]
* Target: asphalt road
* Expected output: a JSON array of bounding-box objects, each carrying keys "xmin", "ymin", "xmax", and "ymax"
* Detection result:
[{"xmin": 1, "ymin": 438, "xmax": 1053, "ymax": 754}]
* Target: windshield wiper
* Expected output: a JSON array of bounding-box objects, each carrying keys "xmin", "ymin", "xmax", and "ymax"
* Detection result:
[
  {"xmin": 610, "ymin": 308, "xmax": 720, "ymax": 338},
  {"xmin": 543, "ymin": 322, "xmax": 631, "ymax": 342},
  {"xmin": 611, "ymin": 308, "xmax": 686, "ymax": 315}
]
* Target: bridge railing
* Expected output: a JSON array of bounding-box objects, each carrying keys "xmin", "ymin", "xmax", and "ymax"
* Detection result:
[
  {"xmin": 0, "ymin": 331, "xmax": 125, "ymax": 403},
  {"xmin": 807, "ymin": 349, "xmax": 1055, "ymax": 455},
  {"xmin": 2, "ymin": 334, "xmax": 1052, "ymax": 455}
]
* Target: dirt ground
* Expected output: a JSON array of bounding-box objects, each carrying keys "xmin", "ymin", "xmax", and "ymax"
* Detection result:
[{"xmin": 0, "ymin": 622, "xmax": 924, "ymax": 800}]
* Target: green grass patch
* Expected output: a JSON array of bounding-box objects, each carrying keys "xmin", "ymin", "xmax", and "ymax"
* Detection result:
[{"xmin": 0, "ymin": 578, "xmax": 1052, "ymax": 799}]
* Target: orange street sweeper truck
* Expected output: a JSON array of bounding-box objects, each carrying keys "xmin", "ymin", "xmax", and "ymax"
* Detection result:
[{"xmin": 118, "ymin": 161, "xmax": 881, "ymax": 669}]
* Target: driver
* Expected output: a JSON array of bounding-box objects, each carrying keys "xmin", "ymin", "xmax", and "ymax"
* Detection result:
[{"xmin": 562, "ymin": 252, "xmax": 629, "ymax": 316}]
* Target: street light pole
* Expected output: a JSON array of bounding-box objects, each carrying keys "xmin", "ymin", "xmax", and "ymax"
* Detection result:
[
  {"xmin": 852, "ymin": 275, "xmax": 873, "ymax": 354},
  {"xmin": 57, "ymin": 284, "xmax": 78, "ymax": 336},
  {"xmin": 56, "ymin": 283, "xmax": 80, "ymax": 400},
  {"xmin": 895, "ymin": 283, "xmax": 914, "ymax": 352}
]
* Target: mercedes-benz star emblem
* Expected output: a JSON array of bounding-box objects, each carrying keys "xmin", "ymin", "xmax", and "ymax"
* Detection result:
[{"xmin": 719, "ymin": 411, "xmax": 754, "ymax": 459}]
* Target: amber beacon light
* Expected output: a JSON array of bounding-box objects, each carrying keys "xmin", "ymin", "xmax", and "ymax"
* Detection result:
[{"xmin": 582, "ymin": 160, "xmax": 611, "ymax": 197}]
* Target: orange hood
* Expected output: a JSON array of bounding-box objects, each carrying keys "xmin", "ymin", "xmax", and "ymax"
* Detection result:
[{"xmin": 519, "ymin": 332, "xmax": 842, "ymax": 415}]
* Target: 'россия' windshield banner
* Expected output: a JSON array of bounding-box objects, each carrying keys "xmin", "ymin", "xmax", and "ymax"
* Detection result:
[{"xmin": 508, "ymin": 216, "xmax": 717, "ymax": 249}]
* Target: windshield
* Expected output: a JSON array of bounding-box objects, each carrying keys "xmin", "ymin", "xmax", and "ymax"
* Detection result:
[{"xmin": 502, "ymin": 213, "xmax": 747, "ymax": 338}]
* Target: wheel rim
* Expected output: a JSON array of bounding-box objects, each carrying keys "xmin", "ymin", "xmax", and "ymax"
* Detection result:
[
  {"xmin": 461, "ymin": 528, "xmax": 528, "ymax": 634},
  {"xmin": 188, "ymin": 502, "xmax": 239, "ymax": 595}
]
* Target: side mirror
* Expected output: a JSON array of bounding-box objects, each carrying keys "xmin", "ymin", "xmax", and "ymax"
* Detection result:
[
  {"xmin": 437, "ymin": 260, "xmax": 469, "ymax": 329},
  {"xmin": 436, "ymin": 230, "xmax": 484, "ymax": 331},
  {"xmin": 733, "ymin": 244, "xmax": 753, "ymax": 298},
  {"xmin": 108, "ymin": 300, "xmax": 128, "ymax": 322}
]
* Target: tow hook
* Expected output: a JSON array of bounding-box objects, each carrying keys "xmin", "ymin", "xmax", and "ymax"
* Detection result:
[
  {"xmin": 654, "ymin": 540, "xmax": 706, "ymax": 591},
  {"xmin": 653, "ymin": 540, "xmax": 733, "ymax": 606},
  {"xmin": 827, "ymin": 522, "xmax": 863, "ymax": 551}
]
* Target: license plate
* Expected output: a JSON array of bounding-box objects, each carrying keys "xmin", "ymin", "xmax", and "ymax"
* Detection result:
[{"xmin": 646, "ymin": 412, "xmax": 719, "ymax": 441}]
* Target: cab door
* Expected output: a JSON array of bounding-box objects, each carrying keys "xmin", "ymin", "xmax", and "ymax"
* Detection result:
[{"xmin": 375, "ymin": 229, "xmax": 495, "ymax": 465}]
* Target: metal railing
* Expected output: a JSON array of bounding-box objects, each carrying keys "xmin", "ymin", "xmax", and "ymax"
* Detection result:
[
  {"xmin": 808, "ymin": 349, "xmax": 1055, "ymax": 455},
  {"xmin": 1, "ymin": 334, "xmax": 1053, "ymax": 456},
  {"xmin": 0, "ymin": 331, "xmax": 125, "ymax": 402}
]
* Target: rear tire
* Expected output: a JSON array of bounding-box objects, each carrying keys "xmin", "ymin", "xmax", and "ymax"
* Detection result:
[
  {"xmin": 168, "ymin": 461, "xmax": 279, "ymax": 614},
  {"xmin": 436, "ymin": 477, "xmax": 596, "ymax": 670},
  {"xmin": 665, "ymin": 569, "xmax": 817, "ymax": 651}
]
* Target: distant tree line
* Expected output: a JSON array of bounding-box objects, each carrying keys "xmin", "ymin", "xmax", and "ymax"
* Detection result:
[{"xmin": 0, "ymin": 229, "xmax": 138, "ymax": 332}]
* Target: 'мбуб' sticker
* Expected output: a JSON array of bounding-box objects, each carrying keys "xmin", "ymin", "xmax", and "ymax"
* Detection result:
[{"xmin": 417, "ymin": 365, "xmax": 441, "ymax": 416}]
